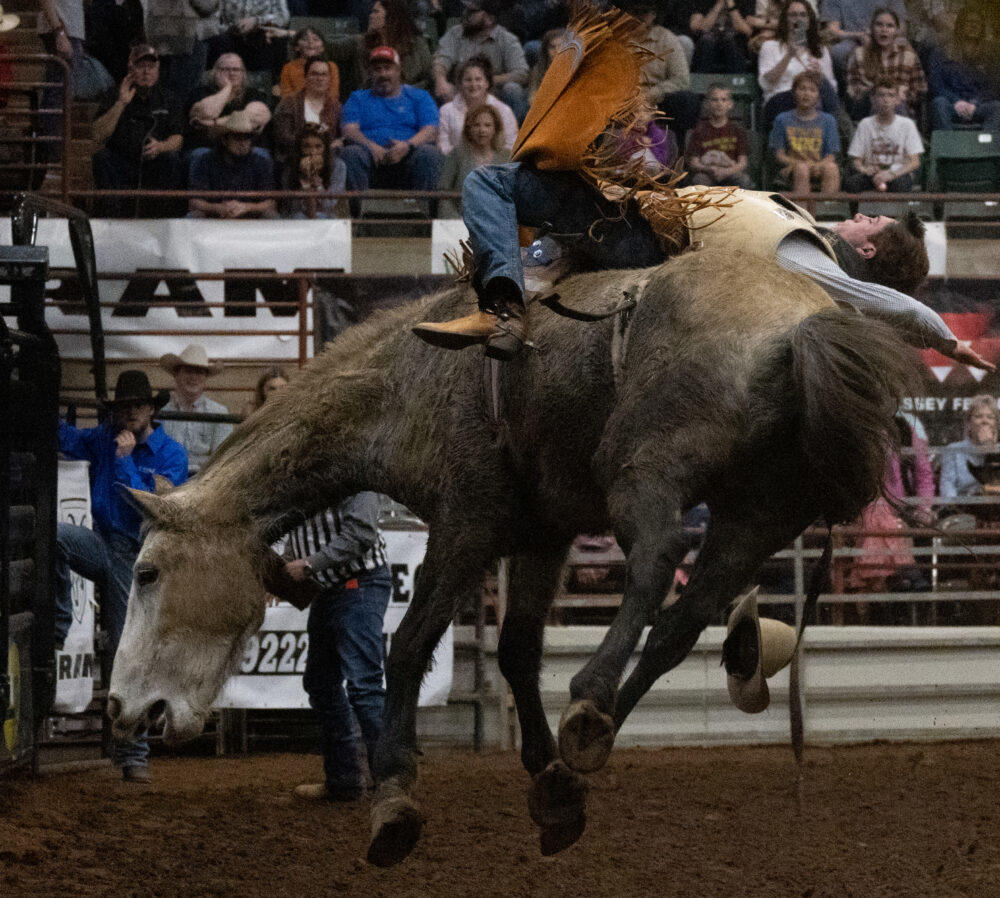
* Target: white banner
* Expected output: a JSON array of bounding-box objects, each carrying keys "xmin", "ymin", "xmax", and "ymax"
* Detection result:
[
  {"xmin": 53, "ymin": 460, "xmax": 97, "ymax": 714},
  {"xmin": 0, "ymin": 218, "xmax": 351, "ymax": 361},
  {"xmin": 431, "ymin": 219, "xmax": 468, "ymax": 275},
  {"xmin": 215, "ymin": 526, "xmax": 453, "ymax": 709}
]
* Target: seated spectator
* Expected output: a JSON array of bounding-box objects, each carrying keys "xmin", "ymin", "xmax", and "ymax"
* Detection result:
[
  {"xmin": 188, "ymin": 109, "xmax": 277, "ymax": 218},
  {"xmin": 432, "ymin": 0, "xmax": 530, "ymax": 122},
  {"xmin": 823, "ymin": 0, "xmax": 907, "ymax": 81},
  {"xmin": 280, "ymin": 123, "xmax": 347, "ymax": 218},
  {"xmin": 55, "ymin": 369, "xmax": 187, "ymax": 780},
  {"xmin": 159, "ymin": 343, "xmax": 233, "ymax": 474},
  {"xmin": 625, "ymin": 1, "xmax": 702, "ymax": 146},
  {"xmin": 340, "ymin": 46, "xmax": 440, "ymax": 216},
  {"xmin": 621, "ymin": 118, "xmax": 680, "ymax": 174},
  {"xmin": 85, "ymin": 0, "xmax": 145, "ymax": 86},
  {"xmin": 500, "ymin": 1, "xmax": 570, "ymax": 66},
  {"xmin": 527, "ymin": 28, "xmax": 565, "ymax": 103},
  {"xmin": 846, "ymin": 79, "xmax": 923, "ymax": 192},
  {"xmin": 768, "ymin": 70, "xmax": 841, "ymax": 201},
  {"xmin": 279, "ymin": 28, "xmax": 340, "ymax": 100},
  {"xmin": 688, "ymin": 0, "xmax": 754, "ymax": 74},
  {"xmin": 905, "ymin": 0, "xmax": 956, "ymax": 56},
  {"xmin": 747, "ymin": 0, "xmax": 783, "ymax": 54},
  {"xmin": 845, "ymin": 8, "xmax": 927, "ymax": 121},
  {"xmin": 210, "ymin": 0, "xmax": 290, "ymax": 85},
  {"xmin": 438, "ymin": 103, "xmax": 511, "ymax": 217},
  {"xmin": 685, "ymin": 84, "xmax": 752, "ymax": 186},
  {"xmin": 939, "ymin": 395, "xmax": 999, "ymax": 500},
  {"xmin": 187, "ymin": 52, "xmax": 272, "ymax": 151},
  {"xmin": 243, "ymin": 365, "xmax": 289, "ymax": 416},
  {"xmin": 926, "ymin": 4, "xmax": 1000, "ymax": 134},
  {"xmin": 144, "ymin": 0, "xmax": 218, "ymax": 106},
  {"xmin": 758, "ymin": 0, "xmax": 839, "ymax": 131},
  {"xmin": 333, "ymin": 0, "xmax": 433, "ymax": 98},
  {"xmin": 91, "ymin": 44, "xmax": 185, "ymax": 218},
  {"xmin": 273, "ymin": 56, "xmax": 341, "ymax": 171},
  {"xmin": 437, "ymin": 57, "xmax": 517, "ymax": 155}
]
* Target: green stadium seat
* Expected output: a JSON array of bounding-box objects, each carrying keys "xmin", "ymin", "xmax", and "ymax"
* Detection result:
[{"xmin": 928, "ymin": 130, "xmax": 1000, "ymax": 219}]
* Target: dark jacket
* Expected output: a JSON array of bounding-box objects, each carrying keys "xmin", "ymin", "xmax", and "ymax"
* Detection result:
[{"xmin": 273, "ymin": 91, "xmax": 341, "ymax": 168}]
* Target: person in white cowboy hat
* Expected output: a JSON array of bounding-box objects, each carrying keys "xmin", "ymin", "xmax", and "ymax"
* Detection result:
[
  {"xmin": 187, "ymin": 108, "xmax": 278, "ymax": 218},
  {"xmin": 160, "ymin": 343, "xmax": 234, "ymax": 473},
  {"xmin": 723, "ymin": 587, "xmax": 799, "ymax": 714}
]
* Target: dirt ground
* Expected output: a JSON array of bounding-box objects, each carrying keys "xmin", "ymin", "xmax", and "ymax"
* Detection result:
[{"xmin": 2, "ymin": 741, "xmax": 999, "ymax": 897}]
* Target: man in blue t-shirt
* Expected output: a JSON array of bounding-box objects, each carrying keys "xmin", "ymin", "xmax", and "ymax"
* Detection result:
[
  {"xmin": 340, "ymin": 45, "xmax": 441, "ymax": 215},
  {"xmin": 56, "ymin": 370, "xmax": 188, "ymax": 782}
]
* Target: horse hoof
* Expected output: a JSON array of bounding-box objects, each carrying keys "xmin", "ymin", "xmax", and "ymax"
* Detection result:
[
  {"xmin": 540, "ymin": 814, "xmax": 587, "ymax": 856},
  {"xmin": 558, "ymin": 700, "xmax": 616, "ymax": 773},
  {"xmin": 367, "ymin": 796, "xmax": 424, "ymax": 867}
]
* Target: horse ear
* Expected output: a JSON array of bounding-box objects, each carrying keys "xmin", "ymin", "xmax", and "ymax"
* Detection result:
[
  {"xmin": 120, "ymin": 486, "xmax": 171, "ymax": 520},
  {"xmin": 261, "ymin": 548, "xmax": 320, "ymax": 611}
]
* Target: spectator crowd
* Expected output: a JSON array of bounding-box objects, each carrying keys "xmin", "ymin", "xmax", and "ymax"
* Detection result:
[{"xmin": 24, "ymin": 0, "xmax": 998, "ymax": 216}]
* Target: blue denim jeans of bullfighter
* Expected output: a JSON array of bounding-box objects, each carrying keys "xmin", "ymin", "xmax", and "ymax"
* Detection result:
[
  {"xmin": 461, "ymin": 162, "xmax": 665, "ymax": 304},
  {"xmin": 55, "ymin": 522, "xmax": 149, "ymax": 769},
  {"xmin": 303, "ymin": 566, "xmax": 393, "ymax": 790}
]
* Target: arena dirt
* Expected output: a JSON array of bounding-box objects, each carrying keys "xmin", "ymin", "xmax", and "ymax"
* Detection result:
[{"xmin": 2, "ymin": 741, "xmax": 998, "ymax": 897}]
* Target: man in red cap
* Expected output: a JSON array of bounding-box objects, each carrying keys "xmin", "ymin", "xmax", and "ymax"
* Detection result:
[{"xmin": 340, "ymin": 45, "xmax": 441, "ymax": 216}]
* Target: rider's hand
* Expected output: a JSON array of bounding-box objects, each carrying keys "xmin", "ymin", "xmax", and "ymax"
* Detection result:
[{"xmin": 951, "ymin": 341, "xmax": 994, "ymax": 372}]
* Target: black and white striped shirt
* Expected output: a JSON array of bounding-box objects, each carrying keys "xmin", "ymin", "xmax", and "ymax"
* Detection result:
[{"xmin": 281, "ymin": 492, "xmax": 388, "ymax": 589}]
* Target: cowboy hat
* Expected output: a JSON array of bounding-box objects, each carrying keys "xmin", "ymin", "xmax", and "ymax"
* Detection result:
[
  {"xmin": 723, "ymin": 588, "xmax": 798, "ymax": 714},
  {"xmin": 100, "ymin": 370, "xmax": 170, "ymax": 411},
  {"xmin": 0, "ymin": 6, "xmax": 20, "ymax": 32},
  {"xmin": 159, "ymin": 343, "xmax": 224, "ymax": 377},
  {"xmin": 216, "ymin": 109, "xmax": 257, "ymax": 135}
]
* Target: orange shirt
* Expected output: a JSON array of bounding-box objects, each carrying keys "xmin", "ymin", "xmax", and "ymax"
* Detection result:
[{"xmin": 279, "ymin": 59, "xmax": 340, "ymax": 102}]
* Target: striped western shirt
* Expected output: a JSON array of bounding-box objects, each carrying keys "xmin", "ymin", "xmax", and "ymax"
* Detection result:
[{"xmin": 281, "ymin": 491, "xmax": 388, "ymax": 589}]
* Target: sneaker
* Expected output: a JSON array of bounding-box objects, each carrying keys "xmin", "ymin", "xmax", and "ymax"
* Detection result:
[
  {"xmin": 122, "ymin": 765, "xmax": 151, "ymax": 784},
  {"xmin": 293, "ymin": 782, "xmax": 363, "ymax": 802}
]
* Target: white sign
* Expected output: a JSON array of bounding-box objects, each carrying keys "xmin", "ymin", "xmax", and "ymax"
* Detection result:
[
  {"xmin": 0, "ymin": 218, "xmax": 351, "ymax": 361},
  {"xmin": 53, "ymin": 460, "xmax": 97, "ymax": 714},
  {"xmin": 215, "ymin": 526, "xmax": 453, "ymax": 709},
  {"xmin": 431, "ymin": 219, "xmax": 468, "ymax": 275}
]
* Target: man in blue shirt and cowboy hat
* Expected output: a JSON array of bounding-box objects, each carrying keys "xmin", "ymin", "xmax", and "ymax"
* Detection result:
[{"xmin": 55, "ymin": 369, "xmax": 188, "ymax": 782}]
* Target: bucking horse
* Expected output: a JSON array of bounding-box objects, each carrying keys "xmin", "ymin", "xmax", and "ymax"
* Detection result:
[{"xmin": 107, "ymin": 250, "xmax": 913, "ymax": 865}]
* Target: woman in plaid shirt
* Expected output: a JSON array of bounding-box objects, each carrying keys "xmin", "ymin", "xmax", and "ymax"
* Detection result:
[{"xmin": 846, "ymin": 7, "xmax": 927, "ymax": 121}]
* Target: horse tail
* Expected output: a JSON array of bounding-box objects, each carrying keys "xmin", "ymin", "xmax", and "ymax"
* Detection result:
[{"xmin": 787, "ymin": 308, "xmax": 919, "ymax": 524}]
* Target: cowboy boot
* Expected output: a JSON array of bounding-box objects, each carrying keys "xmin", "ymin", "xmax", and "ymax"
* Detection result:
[{"xmin": 412, "ymin": 277, "xmax": 527, "ymax": 360}]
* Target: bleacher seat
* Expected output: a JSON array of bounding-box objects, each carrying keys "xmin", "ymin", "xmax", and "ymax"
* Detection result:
[{"xmin": 929, "ymin": 130, "xmax": 1000, "ymax": 219}]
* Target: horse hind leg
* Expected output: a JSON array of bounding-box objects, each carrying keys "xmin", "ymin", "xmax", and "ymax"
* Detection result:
[
  {"xmin": 498, "ymin": 542, "xmax": 588, "ymax": 856},
  {"xmin": 558, "ymin": 483, "xmax": 689, "ymax": 774},
  {"xmin": 614, "ymin": 500, "xmax": 815, "ymax": 729}
]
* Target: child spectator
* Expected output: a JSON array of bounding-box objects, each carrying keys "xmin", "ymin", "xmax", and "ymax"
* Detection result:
[
  {"xmin": 280, "ymin": 123, "xmax": 347, "ymax": 219},
  {"xmin": 685, "ymin": 84, "xmax": 752, "ymax": 186},
  {"xmin": 845, "ymin": 8, "xmax": 927, "ymax": 121},
  {"xmin": 622, "ymin": 119, "xmax": 679, "ymax": 174},
  {"xmin": 846, "ymin": 79, "xmax": 923, "ymax": 192},
  {"xmin": 768, "ymin": 70, "xmax": 841, "ymax": 200},
  {"xmin": 244, "ymin": 365, "xmax": 289, "ymax": 417},
  {"xmin": 273, "ymin": 55, "xmax": 341, "ymax": 172},
  {"xmin": 528, "ymin": 28, "xmax": 565, "ymax": 103},
  {"xmin": 187, "ymin": 52, "xmax": 272, "ymax": 153},
  {"xmin": 688, "ymin": 0, "xmax": 754, "ymax": 74},
  {"xmin": 757, "ymin": 0, "xmax": 838, "ymax": 131},
  {"xmin": 437, "ymin": 57, "xmax": 517, "ymax": 156},
  {"xmin": 926, "ymin": 3, "xmax": 1000, "ymax": 133},
  {"xmin": 187, "ymin": 109, "xmax": 277, "ymax": 218},
  {"xmin": 823, "ymin": 0, "xmax": 907, "ymax": 80},
  {"xmin": 438, "ymin": 103, "xmax": 511, "ymax": 217},
  {"xmin": 279, "ymin": 28, "xmax": 340, "ymax": 100}
]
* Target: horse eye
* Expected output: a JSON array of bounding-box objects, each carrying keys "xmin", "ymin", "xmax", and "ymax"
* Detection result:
[{"xmin": 137, "ymin": 567, "xmax": 159, "ymax": 588}]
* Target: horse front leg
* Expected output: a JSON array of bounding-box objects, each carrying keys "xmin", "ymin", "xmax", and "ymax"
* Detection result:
[
  {"xmin": 498, "ymin": 543, "xmax": 588, "ymax": 856},
  {"xmin": 558, "ymin": 484, "xmax": 688, "ymax": 774},
  {"xmin": 366, "ymin": 529, "xmax": 491, "ymax": 867}
]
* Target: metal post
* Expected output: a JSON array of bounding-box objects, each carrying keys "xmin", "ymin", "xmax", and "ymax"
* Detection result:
[
  {"xmin": 792, "ymin": 536, "xmax": 806, "ymax": 738},
  {"xmin": 495, "ymin": 557, "xmax": 510, "ymax": 750},
  {"xmin": 297, "ymin": 276, "xmax": 309, "ymax": 366}
]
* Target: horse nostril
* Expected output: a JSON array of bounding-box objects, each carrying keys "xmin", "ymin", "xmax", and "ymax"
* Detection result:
[
  {"xmin": 107, "ymin": 695, "xmax": 123, "ymax": 722},
  {"xmin": 147, "ymin": 699, "xmax": 167, "ymax": 725}
]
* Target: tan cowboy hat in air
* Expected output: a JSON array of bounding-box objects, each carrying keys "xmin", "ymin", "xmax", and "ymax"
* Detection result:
[
  {"xmin": 724, "ymin": 588, "xmax": 798, "ymax": 714},
  {"xmin": 0, "ymin": 6, "xmax": 20, "ymax": 32},
  {"xmin": 159, "ymin": 344, "xmax": 224, "ymax": 377}
]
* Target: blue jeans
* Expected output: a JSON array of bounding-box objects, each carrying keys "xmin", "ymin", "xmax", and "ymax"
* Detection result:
[
  {"xmin": 303, "ymin": 567, "xmax": 392, "ymax": 790},
  {"xmin": 462, "ymin": 162, "xmax": 664, "ymax": 303},
  {"xmin": 341, "ymin": 142, "xmax": 441, "ymax": 217},
  {"xmin": 55, "ymin": 523, "xmax": 148, "ymax": 768},
  {"xmin": 931, "ymin": 96, "xmax": 1000, "ymax": 134}
]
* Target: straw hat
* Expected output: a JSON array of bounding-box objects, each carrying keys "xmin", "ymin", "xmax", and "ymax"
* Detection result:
[
  {"xmin": 723, "ymin": 588, "xmax": 798, "ymax": 714},
  {"xmin": 0, "ymin": 7, "xmax": 20, "ymax": 32},
  {"xmin": 159, "ymin": 344, "xmax": 224, "ymax": 377}
]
